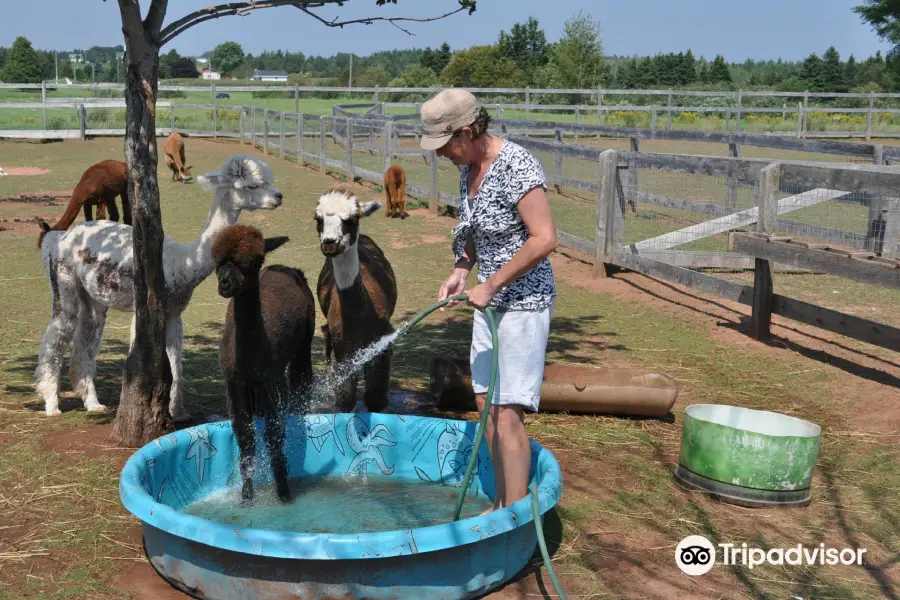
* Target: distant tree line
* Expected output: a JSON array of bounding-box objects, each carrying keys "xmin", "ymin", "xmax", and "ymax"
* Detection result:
[{"xmin": 2, "ymin": 9, "xmax": 898, "ymax": 94}]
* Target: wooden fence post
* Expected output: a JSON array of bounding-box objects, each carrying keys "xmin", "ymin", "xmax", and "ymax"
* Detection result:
[
  {"xmin": 79, "ymin": 104, "xmax": 86, "ymax": 140},
  {"xmin": 874, "ymin": 143, "xmax": 884, "ymax": 166},
  {"xmin": 263, "ymin": 110, "xmax": 269, "ymax": 155},
  {"xmin": 239, "ymin": 108, "xmax": 244, "ymax": 144},
  {"xmin": 666, "ymin": 90, "xmax": 673, "ymax": 129},
  {"xmin": 866, "ymin": 92, "xmax": 875, "ymax": 141},
  {"xmin": 751, "ymin": 162, "xmax": 780, "ymax": 341},
  {"xmin": 881, "ymin": 199, "xmax": 900, "ymax": 259},
  {"xmin": 319, "ymin": 116, "xmax": 326, "ymax": 174},
  {"xmin": 212, "ymin": 84, "xmax": 217, "ymax": 140},
  {"xmin": 41, "ymin": 82, "xmax": 47, "ymax": 130},
  {"xmin": 280, "ymin": 112, "xmax": 286, "ymax": 159},
  {"xmin": 593, "ymin": 149, "xmax": 620, "ymax": 279},
  {"xmin": 627, "ymin": 137, "xmax": 639, "ymax": 212},
  {"xmin": 170, "ymin": 103, "xmax": 176, "ymax": 133},
  {"xmin": 735, "ymin": 91, "xmax": 742, "ymax": 133},
  {"xmin": 429, "ymin": 150, "xmax": 439, "ymax": 213},
  {"xmin": 726, "ymin": 142, "xmax": 740, "ymax": 209},
  {"xmin": 802, "ymin": 92, "xmax": 809, "ymax": 138},
  {"xmin": 346, "ymin": 119, "xmax": 355, "ymax": 180},
  {"xmin": 553, "ymin": 129, "xmax": 563, "ymax": 194},
  {"xmin": 297, "ymin": 113, "xmax": 303, "ymax": 165},
  {"xmin": 383, "ymin": 121, "xmax": 393, "ymax": 173}
]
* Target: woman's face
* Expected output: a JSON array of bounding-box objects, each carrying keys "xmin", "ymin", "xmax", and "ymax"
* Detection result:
[{"xmin": 435, "ymin": 127, "xmax": 475, "ymax": 166}]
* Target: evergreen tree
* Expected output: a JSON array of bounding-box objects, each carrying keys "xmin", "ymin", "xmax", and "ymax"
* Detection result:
[
  {"xmin": 681, "ymin": 49, "xmax": 697, "ymax": 84},
  {"xmin": 800, "ymin": 53, "xmax": 825, "ymax": 91},
  {"xmin": 2, "ymin": 36, "xmax": 43, "ymax": 83},
  {"xmin": 822, "ymin": 46, "xmax": 846, "ymax": 91},
  {"xmin": 709, "ymin": 54, "xmax": 731, "ymax": 82}
]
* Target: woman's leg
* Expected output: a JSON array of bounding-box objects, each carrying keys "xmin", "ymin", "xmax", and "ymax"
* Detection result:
[
  {"xmin": 470, "ymin": 306, "xmax": 551, "ymax": 513},
  {"xmin": 474, "ymin": 395, "xmax": 530, "ymax": 511}
]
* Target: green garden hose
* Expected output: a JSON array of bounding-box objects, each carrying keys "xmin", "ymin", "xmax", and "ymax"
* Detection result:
[{"xmin": 397, "ymin": 294, "xmax": 567, "ymax": 600}]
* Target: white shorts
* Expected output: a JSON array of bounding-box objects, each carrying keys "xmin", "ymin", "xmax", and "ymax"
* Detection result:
[{"xmin": 470, "ymin": 305, "xmax": 553, "ymax": 412}]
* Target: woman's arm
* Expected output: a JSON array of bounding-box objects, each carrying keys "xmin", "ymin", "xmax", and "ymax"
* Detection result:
[
  {"xmin": 466, "ymin": 185, "xmax": 558, "ymax": 309},
  {"xmin": 438, "ymin": 232, "xmax": 477, "ymax": 310}
]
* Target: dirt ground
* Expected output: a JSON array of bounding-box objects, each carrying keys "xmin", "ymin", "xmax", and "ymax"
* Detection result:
[{"xmin": 0, "ymin": 166, "xmax": 52, "ymax": 176}]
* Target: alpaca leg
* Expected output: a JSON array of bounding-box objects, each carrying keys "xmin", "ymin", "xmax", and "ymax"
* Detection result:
[
  {"xmin": 34, "ymin": 306, "xmax": 77, "ymax": 417},
  {"xmin": 103, "ymin": 192, "xmax": 120, "ymax": 223},
  {"xmin": 288, "ymin": 339, "xmax": 314, "ymax": 400},
  {"xmin": 363, "ymin": 347, "xmax": 392, "ymax": 413},
  {"xmin": 83, "ymin": 202, "xmax": 94, "ymax": 222},
  {"xmin": 166, "ymin": 316, "xmax": 189, "ymax": 422},
  {"xmin": 398, "ymin": 186, "xmax": 409, "ymax": 219},
  {"xmin": 263, "ymin": 377, "xmax": 291, "ymax": 503},
  {"xmin": 335, "ymin": 366, "xmax": 358, "ymax": 413},
  {"xmin": 68, "ymin": 295, "xmax": 108, "ymax": 413},
  {"xmin": 228, "ymin": 380, "xmax": 257, "ymax": 502}
]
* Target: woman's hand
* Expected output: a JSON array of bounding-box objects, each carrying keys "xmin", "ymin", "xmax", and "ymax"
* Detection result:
[
  {"xmin": 465, "ymin": 281, "xmax": 498, "ymax": 311},
  {"xmin": 437, "ymin": 269, "xmax": 469, "ymax": 312}
]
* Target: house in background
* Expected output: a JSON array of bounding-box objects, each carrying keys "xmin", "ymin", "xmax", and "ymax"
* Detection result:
[
  {"xmin": 201, "ymin": 68, "xmax": 222, "ymax": 80},
  {"xmin": 251, "ymin": 69, "xmax": 289, "ymax": 82}
]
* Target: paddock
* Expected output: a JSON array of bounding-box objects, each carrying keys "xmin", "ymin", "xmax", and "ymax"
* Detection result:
[{"xmin": 0, "ymin": 134, "xmax": 899, "ymax": 600}]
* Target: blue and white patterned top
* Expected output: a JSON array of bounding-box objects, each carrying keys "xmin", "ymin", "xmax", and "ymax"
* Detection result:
[{"xmin": 451, "ymin": 139, "xmax": 556, "ymax": 311}]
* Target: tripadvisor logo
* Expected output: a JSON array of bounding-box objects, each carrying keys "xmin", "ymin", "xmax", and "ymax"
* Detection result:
[{"xmin": 675, "ymin": 535, "xmax": 866, "ymax": 575}]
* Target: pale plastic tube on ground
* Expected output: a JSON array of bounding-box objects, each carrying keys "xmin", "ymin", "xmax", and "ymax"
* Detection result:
[{"xmin": 431, "ymin": 360, "xmax": 679, "ymax": 418}]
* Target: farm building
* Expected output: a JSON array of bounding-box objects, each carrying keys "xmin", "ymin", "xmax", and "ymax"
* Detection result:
[{"xmin": 251, "ymin": 69, "xmax": 289, "ymax": 82}]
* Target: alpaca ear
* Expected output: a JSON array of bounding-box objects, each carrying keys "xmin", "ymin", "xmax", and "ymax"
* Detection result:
[
  {"xmin": 264, "ymin": 236, "xmax": 289, "ymax": 254},
  {"xmin": 360, "ymin": 201, "xmax": 382, "ymax": 217}
]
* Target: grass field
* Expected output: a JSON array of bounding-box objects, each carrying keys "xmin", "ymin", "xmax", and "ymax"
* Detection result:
[{"xmin": 1, "ymin": 137, "xmax": 900, "ymax": 599}]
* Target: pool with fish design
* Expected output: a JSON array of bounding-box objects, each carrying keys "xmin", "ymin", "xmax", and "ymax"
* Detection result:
[{"xmin": 119, "ymin": 412, "xmax": 563, "ymax": 599}]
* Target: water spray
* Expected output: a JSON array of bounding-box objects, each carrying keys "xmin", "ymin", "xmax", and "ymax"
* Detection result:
[{"xmin": 391, "ymin": 293, "xmax": 567, "ymax": 600}]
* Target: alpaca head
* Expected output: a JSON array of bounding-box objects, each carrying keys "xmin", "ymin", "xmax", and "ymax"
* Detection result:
[
  {"xmin": 178, "ymin": 164, "xmax": 193, "ymax": 182},
  {"xmin": 212, "ymin": 224, "xmax": 289, "ymax": 298},
  {"xmin": 314, "ymin": 187, "xmax": 381, "ymax": 257},
  {"xmin": 196, "ymin": 155, "xmax": 282, "ymax": 211}
]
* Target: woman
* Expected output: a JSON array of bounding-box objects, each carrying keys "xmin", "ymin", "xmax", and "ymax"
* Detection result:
[{"xmin": 421, "ymin": 88, "xmax": 558, "ymax": 513}]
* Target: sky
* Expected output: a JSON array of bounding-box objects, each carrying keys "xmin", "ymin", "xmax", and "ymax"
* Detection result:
[{"xmin": 0, "ymin": 0, "xmax": 892, "ymax": 62}]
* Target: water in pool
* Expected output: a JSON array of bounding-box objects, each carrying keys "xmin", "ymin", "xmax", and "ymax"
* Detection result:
[{"xmin": 183, "ymin": 474, "xmax": 494, "ymax": 533}]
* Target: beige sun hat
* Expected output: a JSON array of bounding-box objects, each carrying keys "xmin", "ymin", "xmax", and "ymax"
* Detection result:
[{"xmin": 419, "ymin": 88, "xmax": 481, "ymax": 151}]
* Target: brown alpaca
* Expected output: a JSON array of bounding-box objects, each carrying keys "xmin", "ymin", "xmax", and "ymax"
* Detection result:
[
  {"xmin": 37, "ymin": 159, "xmax": 131, "ymax": 248},
  {"xmin": 214, "ymin": 223, "xmax": 316, "ymax": 503},
  {"xmin": 315, "ymin": 189, "xmax": 397, "ymax": 412},
  {"xmin": 383, "ymin": 165, "xmax": 408, "ymax": 219},
  {"xmin": 163, "ymin": 132, "xmax": 193, "ymax": 183}
]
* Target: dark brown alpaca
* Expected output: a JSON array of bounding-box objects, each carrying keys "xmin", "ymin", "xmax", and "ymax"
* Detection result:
[
  {"xmin": 383, "ymin": 165, "xmax": 408, "ymax": 219},
  {"xmin": 214, "ymin": 224, "xmax": 316, "ymax": 504},
  {"xmin": 315, "ymin": 188, "xmax": 398, "ymax": 413},
  {"xmin": 37, "ymin": 159, "xmax": 131, "ymax": 248},
  {"xmin": 164, "ymin": 132, "xmax": 193, "ymax": 183}
]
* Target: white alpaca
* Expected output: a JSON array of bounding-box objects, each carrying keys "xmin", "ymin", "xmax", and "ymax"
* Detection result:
[
  {"xmin": 34, "ymin": 155, "xmax": 284, "ymax": 420},
  {"xmin": 0, "ymin": 167, "xmax": 6, "ymax": 176}
]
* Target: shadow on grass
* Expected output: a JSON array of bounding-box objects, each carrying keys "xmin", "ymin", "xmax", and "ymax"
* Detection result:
[{"xmin": 615, "ymin": 269, "xmax": 900, "ymax": 389}]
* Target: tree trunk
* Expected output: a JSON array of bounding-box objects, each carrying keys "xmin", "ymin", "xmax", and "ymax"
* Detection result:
[{"xmin": 111, "ymin": 19, "xmax": 173, "ymax": 446}]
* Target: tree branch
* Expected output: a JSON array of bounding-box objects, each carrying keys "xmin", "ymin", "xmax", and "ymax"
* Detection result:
[
  {"xmin": 160, "ymin": 1, "xmax": 329, "ymax": 45},
  {"xmin": 143, "ymin": 0, "xmax": 168, "ymax": 39},
  {"xmin": 117, "ymin": 0, "xmax": 147, "ymax": 65},
  {"xmin": 293, "ymin": 2, "xmax": 473, "ymax": 36},
  {"xmin": 158, "ymin": 0, "xmax": 476, "ymax": 46}
]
